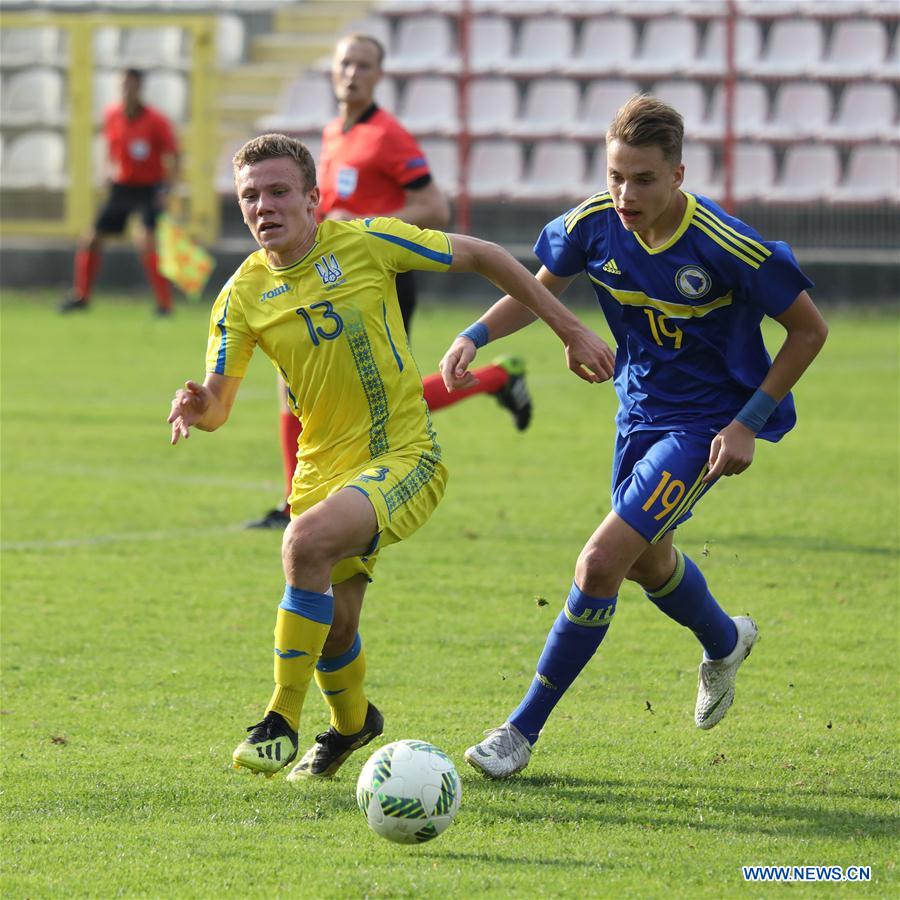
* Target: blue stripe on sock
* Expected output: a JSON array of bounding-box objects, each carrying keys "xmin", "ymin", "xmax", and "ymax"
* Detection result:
[
  {"xmin": 279, "ymin": 585, "xmax": 334, "ymax": 625},
  {"xmin": 316, "ymin": 633, "xmax": 362, "ymax": 672}
]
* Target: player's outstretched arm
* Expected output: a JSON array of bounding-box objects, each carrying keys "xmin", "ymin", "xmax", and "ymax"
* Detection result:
[
  {"xmin": 705, "ymin": 291, "xmax": 827, "ymax": 483},
  {"xmin": 167, "ymin": 373, "xmax": 242, "ymax": 445},
  {"xmin": 446, "ymin": 235, "xmax": 615, "ymax": 387}
]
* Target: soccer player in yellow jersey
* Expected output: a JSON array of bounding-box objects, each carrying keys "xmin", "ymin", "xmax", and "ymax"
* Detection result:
[{"xmin": 167, "ymin": 133, "xmax": 615, "ymax": 779}]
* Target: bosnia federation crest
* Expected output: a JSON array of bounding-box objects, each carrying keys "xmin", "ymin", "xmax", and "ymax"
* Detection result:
[{"xmin": 675, "ymin": 265, "xmax": 712, "ymax": 299}]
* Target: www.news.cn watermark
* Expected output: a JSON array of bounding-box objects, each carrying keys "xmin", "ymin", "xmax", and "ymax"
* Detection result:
[{"xmin": 742, "ymin": 865, "xmax": 871, "ymax": 882}]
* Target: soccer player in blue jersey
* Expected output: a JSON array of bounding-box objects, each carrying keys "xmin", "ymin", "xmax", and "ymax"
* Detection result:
[
  {"xmin": 441, "ymin": 95, "xmax": 828, "ymax": 778},
  {"xmin": 166, "ymin": 134, "xmax": 614, "ymax": 781}
]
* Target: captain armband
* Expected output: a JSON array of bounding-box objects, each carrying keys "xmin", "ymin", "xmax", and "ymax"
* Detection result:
[{"xmin": 735, "ymin": 388, "xmax": 778, "ymax": 433}]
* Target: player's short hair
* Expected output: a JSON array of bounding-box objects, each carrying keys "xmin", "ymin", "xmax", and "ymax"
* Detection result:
[
  {"xmin": 607, "ymin": 95, "xmax": 684, "ymax": 166},
  {"xmin": 232, "ymin": 133, "xmax": 317, "ymax": 191},
  {"xmin": 338, "ymin": 32, "xmax": 385, "ymax": 66},
  {"xmin": 123, "ymin": 68, "xmax": 144, "ymax": 84}
]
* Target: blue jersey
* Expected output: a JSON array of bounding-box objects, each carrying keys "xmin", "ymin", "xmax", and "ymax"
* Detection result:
[{"xmin": 535, "ymin": 191, "xmax": 814, "ymax": 441}]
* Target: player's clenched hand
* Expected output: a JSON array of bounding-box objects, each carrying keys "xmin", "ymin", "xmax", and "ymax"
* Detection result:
[
  {"xmin": 168, "ymin": 379, "xmax": 211, "ymax": 445},
  {"xmin": 563, "ymin": 325, "xmax": 615, "ymax": 384},
  {"xmin": 704, "ymin": 420, "xmax": 756, "ymax": 483},
  {"xmin": 439, "ymin": 337, "xmax": 480, "ymax": 391}
]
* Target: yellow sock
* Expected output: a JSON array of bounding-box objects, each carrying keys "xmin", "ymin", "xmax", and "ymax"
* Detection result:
[
  {"xmin": 315, "ymin": 633, "xmax": 368, "ymax": 735},
  {"xmin": 265, "ymin": 588, "xmax": 333, "ymax": 732}
]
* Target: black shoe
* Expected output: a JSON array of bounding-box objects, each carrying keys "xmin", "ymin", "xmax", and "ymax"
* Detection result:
[
  {"xmin": 154, "ymin": 306, "xmax": 173, "ymax": 318},
  {"xmin": 59, "ymin": 294, "xmax": 89, "ymax": 313},
  {"xmin": 493, "ymin": 356, "xmax": 532, "ymax": 431},
  {"xmin": 245, "ymin": 503, "xmax": 290, "ymax": 530},
  {"xmin": 232, "ymin": 710, "xmax": 298, "ymax": 775},
  {"xmin": 286, "ymin": 702, "xmax": 384, "ymax": 780}
]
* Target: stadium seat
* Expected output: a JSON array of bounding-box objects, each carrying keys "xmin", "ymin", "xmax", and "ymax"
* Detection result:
[
  {"xmin": 215, "ymin": 14, "xmax": 246, "ymax": 68},
  {"xmin": 0, "ymin": 25, "xmax": 64, "ymax": 66},
  {"xmin": 419, "ymin": 137, "xmax": 459, "ymax": 194},
  {"xmin": 467, "ymin": 139, "xmax": 524, "ymax": 198},
  {"xmin": 761, "ymin": 82, "xmax": 832, "ymax": 141},
  {"xmin": 815, "ymin": 19, "xmax": 887, "ymax": 79},
  {"xmin": 92, "ymin": 70, "xmax": 120, "ymax": 123},
  {"xmin": 731, "ymin": 142, "xmax": 776, "ymax": 203},
  {"xmin": 398, "ymin": 76, "xmax": 459, "ymax": 135},
  {"xmin": 144, "ymin": 70, "xmax": 188, "ymax": 123},
  {"xmin": 825, "ymin": 83, "xmax": 897, "ymax": 143},
  {"xmin": 92, "ymin": 132, "xmax": 106, "ymax": 186},
  {"xmin": 569, "ymin": 79, "xmax": 640, "ymax": 139},
  {"xmin": 877, "ymin": 28, "xmax": 900, "ymax": 82},
  {"xmin": 118, "ymin": 26, "xmax": 186, "ymax": 68},
  {"xmin": 687, "ymin": 18, "xmax": 762, "ymax": 77},
  {"xmin": 504, "ymin": 16, "xmax": 574, "ymax": 75},
  {"xmin": 624, "ymin": 17, "xmax": 698, "ymax": 78},
  {"xmin": 469, "ymin": 15, "xmax": 514, "ymax": 74},
  {"xmin": 375, "ymin": 76, "xmax": 398, "ymax": 112},
  {"xmin": 93, "ymin": 27, "xmax": 121, "ymax": 64},
  {"xmin": 650, "ymin": 80, "xmax": 708, "ymax": 138},
  {"xmin": 510, "ymin": 78, "xmax": 580, "ymax": 137},
  {"xmin": 681, "ymin": 141, "xmax": 717, "ymax": 198},
  {"xmin": 563, "ymin": 17, "xmax": 637, "ymax": 77},
  {"xmin": 467, "ymin": 77, "xmax": 519, "ymax": 136},
  {"xmin": 767, "ymin": 143, "xmax": 841, "ymax": 202},
  {"xmin": 831, "ymin": 143, "xmax": 900, "ymax": 204},
  {"xmin": 386, "ymin": 15, "xmax": 457, "ymax": 74},
  {"xmin": 0, "ymin": 130, "xmax": 66, "ymax": 189},
  {"xmin": 0, "ymin": 68, "xmax": 65, "ymax": 127},
  {"xmin": 754, "ymin": 19, "xmax": 824, "ymax": 78},
  {"xmin": 256, "ymin": 75, "xmax": 335, "ymax": 132},
  {"xmin": 584, "ymin": 143, "xmax": 609, "ymax": 193},
  {"xmin": 511, "ymin": 140, "xmax": 587, "ymax": 202},
  {"xmin": 699, "ymin": 81, "xmax": 769, "ymax": 141},
  {"xmin": 340, "ymin": 16, "xmax": 393, "ymax": 54}
]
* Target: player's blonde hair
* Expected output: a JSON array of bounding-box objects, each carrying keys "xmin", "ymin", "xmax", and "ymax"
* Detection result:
[
  {"xmin": 232, "ymin": 134, "xmax": 317, "ymax": 191},
  {"xmin": 607, "ymin": 95, "xmax": 684, "ymax": 166},
  {"xmin": 338, "ymin": 32, "xmax": 386, "ymax": 66}
]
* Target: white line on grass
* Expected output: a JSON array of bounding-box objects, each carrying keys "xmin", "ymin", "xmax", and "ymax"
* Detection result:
[{"xmin": 1, "ymin": 525, "xmax": 250, "ymax": 551}]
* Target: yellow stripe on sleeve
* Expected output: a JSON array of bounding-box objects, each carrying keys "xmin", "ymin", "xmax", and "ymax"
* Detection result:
[{"xmin": 693, "ymin": 206, "xmax": 770, "ymax": 263}]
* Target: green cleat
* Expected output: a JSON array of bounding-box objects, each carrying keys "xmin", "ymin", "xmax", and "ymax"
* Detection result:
[
  {"xmin": 232, "ymin": 711, "xmax": 298, "ymax": 775},
  {"xmin": 492, "ymin": 356, "xmax": 532, "ymax": 431},
  {"xmin": 286, "ymin": 702, "xmax": 384, "ymax": 781}
]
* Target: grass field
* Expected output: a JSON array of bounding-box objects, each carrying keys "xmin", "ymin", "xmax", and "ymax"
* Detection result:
[{"xmin": 1, "ymin": 292, "xmax": 898, "ymax": 898}]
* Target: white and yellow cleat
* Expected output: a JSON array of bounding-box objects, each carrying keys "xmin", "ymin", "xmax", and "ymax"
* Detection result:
[
  {"xmin": 695, "ymin": 615, "xmax": 759, "ymax": 730},
  {"xmin": 232, "ymin": 711, "xmax": 298, "ymax": 776}
]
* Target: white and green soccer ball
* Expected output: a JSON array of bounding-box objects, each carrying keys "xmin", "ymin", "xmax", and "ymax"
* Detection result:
[{"xmin": 356, "ymin": 739, "xmax": 461, "ymax": 844}]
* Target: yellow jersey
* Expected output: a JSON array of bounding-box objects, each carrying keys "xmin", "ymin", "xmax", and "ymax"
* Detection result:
[{"xmin": 205, "ymin": 217, "xmax": 453, "ymax": 486}]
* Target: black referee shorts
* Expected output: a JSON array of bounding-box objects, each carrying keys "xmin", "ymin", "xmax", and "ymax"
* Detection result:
[{"xmin": 95, "ymin": 182, "xmax": 166, "ymax": 235}]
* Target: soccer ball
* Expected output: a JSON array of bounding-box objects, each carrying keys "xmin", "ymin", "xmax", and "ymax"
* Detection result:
[{"xmin": 356, "ymin": 739, "xmax": 462, "ymax": 844}]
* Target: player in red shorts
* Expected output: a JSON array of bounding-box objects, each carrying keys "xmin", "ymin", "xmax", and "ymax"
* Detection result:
[
  {"xmin": 60, "ymin": 68, "xmax": 179, "ymax": 316},
  {"xmin": 248, "ymin": 33, "xmax": 533, "ymax": 529}
]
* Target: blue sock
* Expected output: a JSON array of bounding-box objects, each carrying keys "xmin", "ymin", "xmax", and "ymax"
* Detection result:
[
  {"xmin": 645, "ymin": 548, "xmax": 737, "ymax": 660},
  {"xmin": 509, "ymin": 583, "xmax": 617, "ymax": 746}
]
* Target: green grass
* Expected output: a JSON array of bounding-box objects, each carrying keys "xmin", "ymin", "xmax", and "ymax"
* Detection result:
[{"xmin": 1, "ymin": 292, "xmax": 897, "ymax": 898}]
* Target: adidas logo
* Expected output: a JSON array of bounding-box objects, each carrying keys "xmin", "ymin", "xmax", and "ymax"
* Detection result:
[{"xmin": 602, "ymin": 258, "xmax": 622, "ymax": 275}]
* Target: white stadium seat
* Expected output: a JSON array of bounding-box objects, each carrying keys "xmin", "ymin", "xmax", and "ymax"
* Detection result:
[
  {"xmin": 510, "ymin": 78, "xmax": 580, "ymax": 137},
  {"xmin": 699, "ymin": 81, "xmax": 769, "ymax": 141},
  {"xmin": 761, "ymin": 82, "xmax": 832, "ymax": 141},
  {"xmin": 386, "ymin": 16, "xmax": 456, "ymax": 74},
  {"xmin": 340, "ymin": 16, "xmax": 393, "ymax": 54},
  {"xmin": 467, "ymin": 77, "xmax": 519, "ymax": 136},
  {"xmin": 877, "ymin": 28, "xmax": 900, "ymax": 82},
  {"xmin": 650, "ymin": 80, "xmax": 708, "ymax": 138},
  {"xmin": 504, "ymin": 16, "xmax": 574, "ymax": 74},
  {"xmin": 625, "ymin": 17, "xmax": 698, "ymax": 78},
  {"xmin": 586, "ymin": 143, "xmax": 608, "ymax": 192},
  {"xmin": 563, "ymin": 17, "xmax": 636, "ymax": 77},
  {"xmin": 256, "ymin": 74, "xmax": 336, "ymax": 132},
  {"xmin": 570, "ymin": 79, "xmax": 640, "ymax": 139},
  {"xmin": 754, "ymin": 19, "xmax": 824, "ymax": 78},
  {"xmin": 92, "ymin": 70, "xmax": 120, "ymax": 123},
  {"xmin": 216, "ymin": 14, "xmax": 246, "ymax": 68},
  {"xmin": 398, "ymin": 76, "xmax": 459, "ymax": 135},
  {"xmin": 469, "ymin": 15, "xmax": 514, "ymax": 74},
  {"xmin": 0, "ymin": 130, "xmax": 66, "ymax": 189},
  {"xmin": 0, "ymin": 68, "xmax": 65, "ymax": 126},
  {"xmin": 375, "ymin": 76, "xmax": 398, "ymax": 112},
  {"xmin": 767, "ymin": 143, "xmax": 841, "ymax": 203},
  {"xmin": 419, "ymin": 137, "xmax": 459, "ymax": 194},
  {"xmin": 0, "ymin": 25, "xmax": 65, "ymax": 66},
  {"xmin": 118, "ymin": 26, "xmax": 185, "ymax": 68},
  {"xmin": 816, "ymin": 19, "xmax": 887, "ymax": 79},
  {"xmin": 681, "ymin": 142, "xmax": 717, "ymax": 199},
  {"xmin": 512, "ymin": 140, "xmax": 587, "ymax": 202},
  {"xmin": 825, "ymin": 83, "xmax": 897, "ymax": 143},
  {"xmin": 144, "ymin": 70, "xmax": 188, "ymax": 123},
  {"xmin": 467, "ymin": 139, "xmax": 524, "ymax": 198},
  {"xmin": 832, "ymin": 144, "xmax": 900, "ymax": 204},
  {"xmin": 731, "ymin": 142, "xmax": 776, "ymax": 203},
  {"xmin": 688, "ymin": 18, "xmax": 762, "ymax": 77}
]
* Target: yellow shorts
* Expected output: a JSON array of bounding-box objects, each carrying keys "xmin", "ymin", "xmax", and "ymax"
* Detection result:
[{"xmin": 289, "ymin": 448, "xmax": 448, "ymax": 585}]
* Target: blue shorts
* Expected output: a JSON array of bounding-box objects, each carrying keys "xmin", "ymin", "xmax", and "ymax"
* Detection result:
[{"xmin": 611, "ymin": 430, "xmax": 716, "ymax": 545}]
